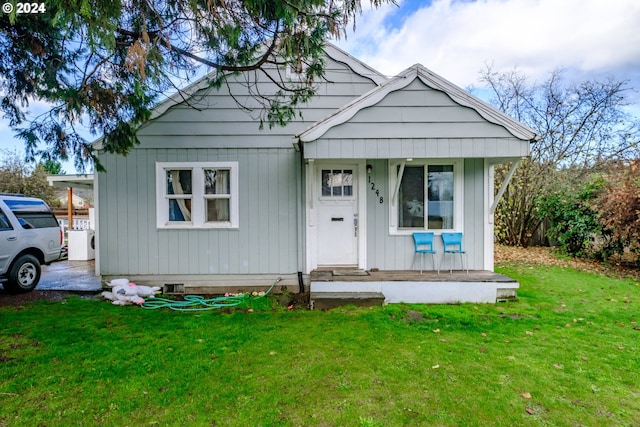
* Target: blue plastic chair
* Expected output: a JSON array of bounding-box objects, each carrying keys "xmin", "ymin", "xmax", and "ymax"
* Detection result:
[
  {"xmin": 441, "ymin": 232, "xmax": 468, "ymax": 274},
  {"xmin": 412, "ymin": 232, "xmax": 437, "ymax": 274}
]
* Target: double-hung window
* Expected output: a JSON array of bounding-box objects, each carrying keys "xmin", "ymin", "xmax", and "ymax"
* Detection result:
[
  {"xmin": 156, "ymin": 162, "xmax": 239, "ymax": 229},
  {"xmin": 389, "ymin": 159, "xmax": 462, "ymax": 234}
]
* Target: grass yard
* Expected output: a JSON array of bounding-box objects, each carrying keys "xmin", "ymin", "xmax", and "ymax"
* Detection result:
[{"xmin": 1, "ymin": 262, "xmax": 639, "ymax": 426}]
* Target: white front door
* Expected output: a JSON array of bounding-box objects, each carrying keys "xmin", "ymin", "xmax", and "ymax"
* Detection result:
[{"xmin": 317, "ymin": 166, "xmax": 358, "ymax": 266}]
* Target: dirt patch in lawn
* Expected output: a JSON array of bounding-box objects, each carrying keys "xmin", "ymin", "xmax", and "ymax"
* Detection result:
[
  {"xmin": 495, "ymin": 244, "xmax": 640, "ymax": 280},
  {"xmin": 0, "ymin": 290, "xmax": 99, "ymax": 307},
  {"xmin": 0, "ymin": 288, "xmax": 311, "ymax": 309}
]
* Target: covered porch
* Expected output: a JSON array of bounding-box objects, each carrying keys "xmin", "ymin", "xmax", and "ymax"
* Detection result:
[{"xmin": 310, "ymin": 269, "xmax": 519, "ymax": 309}]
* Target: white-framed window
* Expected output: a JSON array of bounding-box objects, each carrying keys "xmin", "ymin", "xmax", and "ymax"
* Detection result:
[
  {"xmin": 389, "ymin": 159, "xmax": 463, "ymax": 235},
  {"xmin": 155, "ymin": 162, "xmax": 239, "ymax": 229}
]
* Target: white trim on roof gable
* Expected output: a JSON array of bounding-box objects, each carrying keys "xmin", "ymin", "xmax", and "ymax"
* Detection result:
[
  {"xmin": 323, "ymin": 44, "xmax": 387, "ymax": 85},
  {"xmin": 296, "ymin": 64, "xmax": 538, "ymax": 143},
  {"xmin": 296, "ymin": 69, "xmax": 412, "ymax": 143},
  {"xmin": 413, "ymin": 65, "xmax": 537, "ymax": 141}
]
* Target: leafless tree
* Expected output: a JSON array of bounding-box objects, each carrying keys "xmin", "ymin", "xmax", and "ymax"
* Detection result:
[{"xmin": 478, "ymin": 66, "xmax": 640, "ymax": 246}]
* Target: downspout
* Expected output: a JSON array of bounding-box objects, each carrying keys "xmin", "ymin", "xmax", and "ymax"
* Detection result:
[
  {"xmin": 293, "ymin": 137, "xmax": 305, "ymax": 293},
  {"xmin": 490, "ymin": 159, "xmax": 521, "ymax": 215},
  {"xmin": 93, "ymin": 171, "xmax": 100, "ymax": 275}
]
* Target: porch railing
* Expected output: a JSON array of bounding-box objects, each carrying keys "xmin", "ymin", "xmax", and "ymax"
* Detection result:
[{"xmin": 58, "ymin": 218, "xmax": 92, "ymax": 234}]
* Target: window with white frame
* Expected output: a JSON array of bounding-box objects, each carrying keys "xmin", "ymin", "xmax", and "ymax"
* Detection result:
[
  {"xmin": 156, "ymin": 162, "xmax": 239, "ymax": 229},
  {"xmin": 389, "ymin": 160, "xmax": 463, "ymax": 234}
]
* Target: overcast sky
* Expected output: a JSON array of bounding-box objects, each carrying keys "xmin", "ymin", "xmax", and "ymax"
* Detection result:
[
  {"xmin": 2, "ymin": 0, "xmax": 640, "ymax": 173},
  {"xmin": 336, "ymin": 0, "xmax": 640, "ymax": 93}
]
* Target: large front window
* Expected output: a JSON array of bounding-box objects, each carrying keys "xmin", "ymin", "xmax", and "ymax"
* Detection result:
[
  {"xmin": 398, "ymin": 166, "xmax": 425, "ymax": 228},
  {"xmin": 156, "ymin": 162, "xmax": 238, "ymax": 229},
  {"xmin": 391, "ymin": 160, "xmax": 462, "ymax": 233}
]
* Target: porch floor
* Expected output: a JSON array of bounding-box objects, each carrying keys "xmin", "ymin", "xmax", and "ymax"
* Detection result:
[
  {"xmin": 310, "ymin": 269, "xmax": 519, "ymax": 307},
  {"xmin": 311, "ymin": 269, "xmax": 516, "ymax": 283}
]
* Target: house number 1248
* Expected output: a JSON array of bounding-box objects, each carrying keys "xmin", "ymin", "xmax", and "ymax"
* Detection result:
[{"xmin": 368, "ymin": 176, "xmax": 384, "ymax": 204}]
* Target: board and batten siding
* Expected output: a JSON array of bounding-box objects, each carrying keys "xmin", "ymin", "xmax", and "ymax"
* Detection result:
[
  {"xmin": 97, "ymin": 52, "xmax": 382, "ymax": 279},
  {"xmin": 97, "ymin": 148, "xmax": 300, "ymax": 276},
  {"xmin": 304, "ymin": 80, "xmax": 529, "ymax": 159},
  {"xmin": 365, "ymin": 159, "xmax": 486, "ymax": 271}
]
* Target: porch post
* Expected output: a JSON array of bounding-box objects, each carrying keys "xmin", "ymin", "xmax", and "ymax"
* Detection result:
[
  {"xmin": 67, "ymin": 187, "xmax": 73, "ymax": 230},
  {"xmin": 308, "ymin": 159, "xmax": 315, "ymax": 213}
]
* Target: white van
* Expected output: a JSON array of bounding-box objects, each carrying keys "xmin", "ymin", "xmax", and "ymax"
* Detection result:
[{"xmin": 0, "ymin": 195, "xmax": 62, "ymax": 293}]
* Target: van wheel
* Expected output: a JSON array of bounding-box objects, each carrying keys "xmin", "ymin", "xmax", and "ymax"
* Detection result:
[{"xmin": 5, "ymin": 255, "xmax": 41, "ymax": 293}]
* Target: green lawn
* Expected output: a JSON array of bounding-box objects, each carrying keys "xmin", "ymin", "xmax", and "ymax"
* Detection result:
[{"xmin": 1, "ymin": 263, "xmax": 639, "ymax": 426}]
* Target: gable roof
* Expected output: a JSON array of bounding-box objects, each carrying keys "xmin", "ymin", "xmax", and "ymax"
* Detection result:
[
  {"xmin": 93, "ymin": 43, "xmax": 387, "ymax": 150},
  {"xmin": 147, "ymin": 43, "xmax": 388, "ymax": 122},
  {"xmin": 324, "ymin": 43, "xmax": 387, "ymax": 85},
  {"xmin": 295, "ymin": 63, "xmax": 538, "ymax": 143}
]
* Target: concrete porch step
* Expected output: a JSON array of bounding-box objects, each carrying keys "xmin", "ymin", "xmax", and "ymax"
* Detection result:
[{"xmin": 310, "ymin": 291, "xmax": 385, "ymax": 310}]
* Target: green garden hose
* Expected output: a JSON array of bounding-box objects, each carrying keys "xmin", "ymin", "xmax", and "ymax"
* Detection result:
[{"xmin": 141, "ymin": 278, "xmax": 282, "ymax": 311}]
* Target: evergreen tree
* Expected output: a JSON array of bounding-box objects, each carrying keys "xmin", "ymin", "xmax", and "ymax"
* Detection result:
[{"xmin": 1, "ymin": 0, "xmax": 394, "ymax": 171}]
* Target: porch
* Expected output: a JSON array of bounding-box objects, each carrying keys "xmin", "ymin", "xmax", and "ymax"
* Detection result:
[{"xmin": 310, "ymin": 269, "xmax": 519, "ymax": 309}]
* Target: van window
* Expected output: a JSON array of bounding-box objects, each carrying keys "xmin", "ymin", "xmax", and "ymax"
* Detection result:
[
  {"xmin": 4, "ymin": 199, "xmax": 50, "ymax": 212},
  {"xmin": 4, "ymin": 199, "xmax": 59, "ymax": 229},
  {"xmin": 0, "ymin": 209, "xmax": 12, "ymax": 230},
  {"xmin": 15, "ymin": 212, "xmax": 59, "ymax": 229}
]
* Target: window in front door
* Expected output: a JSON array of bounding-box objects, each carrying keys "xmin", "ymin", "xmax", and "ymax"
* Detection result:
[{"xmin": 321, "ymin": 169, "xmax": 353, "ymax": 197}]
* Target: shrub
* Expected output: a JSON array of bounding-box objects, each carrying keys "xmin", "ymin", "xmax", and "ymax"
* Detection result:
[
  {"xmin": 537, "ymin": 177, "xmax": 604, "ymax": 257},
  {"xmin": 594, "ymin": 160, "xmax": 640, "ymax": 260}
]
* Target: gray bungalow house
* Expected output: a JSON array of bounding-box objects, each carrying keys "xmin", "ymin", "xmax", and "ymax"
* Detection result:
[{"xmin": 95, "ymin": 43, "xmax": 536, "ymax": 304}]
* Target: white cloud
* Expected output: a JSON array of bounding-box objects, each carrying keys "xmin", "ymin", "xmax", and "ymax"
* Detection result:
[
  {"xmin": 3, "ymin": 0, "xmax": 640, "ymax": 170},
  {"xmin": 336, "ymin": 0, "xmax": 640, "ymax": 92}
]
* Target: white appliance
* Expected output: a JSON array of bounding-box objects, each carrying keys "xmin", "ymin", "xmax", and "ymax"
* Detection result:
[{"xmin": 68, "ymin": 229, "xmax": 95, "ymax": 261}]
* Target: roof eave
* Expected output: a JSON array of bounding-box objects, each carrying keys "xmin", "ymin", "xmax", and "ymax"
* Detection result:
[
  {"xmin": 298, "ymin": 63, "xmax": 538, "ymax": 143},
  {"xmin": 413, "ymin": 66, "xmax": 538, "ymax": 141}
]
